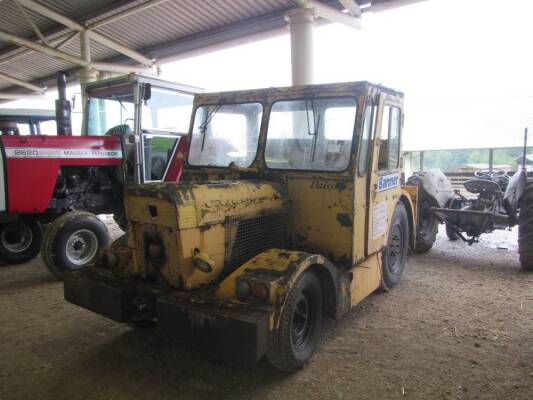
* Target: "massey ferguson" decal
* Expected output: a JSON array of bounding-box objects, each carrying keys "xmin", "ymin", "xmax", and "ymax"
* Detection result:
[{"xmin": 4, "ymin": 148, "xmax": 122, "ymax": 159}]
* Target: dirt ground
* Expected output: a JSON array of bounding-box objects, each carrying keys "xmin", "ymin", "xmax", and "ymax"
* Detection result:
[{"xmin": 0, "ymin": 220, "xmax": 531, "ymax": 400}]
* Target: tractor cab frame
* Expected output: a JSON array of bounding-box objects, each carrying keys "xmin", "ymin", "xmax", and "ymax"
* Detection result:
[{"xmin": 83, "ymin": 74, "xmax": 201, "ymax": 184}]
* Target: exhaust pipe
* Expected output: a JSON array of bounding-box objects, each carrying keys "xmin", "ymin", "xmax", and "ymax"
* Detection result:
[{"xmin": 55, "ymin": 71, "xmax": 72, "ymax": 135}]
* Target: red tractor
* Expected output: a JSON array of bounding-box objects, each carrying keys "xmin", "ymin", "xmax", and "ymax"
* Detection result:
[{"xmin": 0, "ymin": 73, "xmax": 200, "ymax": 277}]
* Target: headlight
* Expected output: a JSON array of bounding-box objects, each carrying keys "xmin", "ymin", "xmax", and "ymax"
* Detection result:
[
  {"xmin": 236, "ymin": 279, "xmax": 251, "ymax": 297},
  {"xmin": 235, "ymin": 276, "xmax": 269, "ymax": 301},
  {"xmin": 193, "ymin": 252, "xmax": 214, "ymax": 273}
]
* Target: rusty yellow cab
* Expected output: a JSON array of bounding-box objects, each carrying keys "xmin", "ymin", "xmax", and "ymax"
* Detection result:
[{"xmin": 64, "ymin": 81, "xmax": 418, "ymax": 371}]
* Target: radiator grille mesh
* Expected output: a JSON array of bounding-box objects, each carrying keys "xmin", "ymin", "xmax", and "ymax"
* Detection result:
[{"xmin": 224, "ymin": 212, "xmax": 287, "ymax": 269}]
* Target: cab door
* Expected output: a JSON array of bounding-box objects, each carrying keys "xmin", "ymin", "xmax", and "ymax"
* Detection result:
[
  {"xmin": 366, "ymin": 93, "xmax": 403, "ymax": 255},
  {"xmin": 141, "ymin": 133, "xmax": 182, "ymax": 183}
]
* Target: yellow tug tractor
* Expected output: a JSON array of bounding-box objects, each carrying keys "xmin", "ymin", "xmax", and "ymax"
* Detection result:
[{"xmin": 64, "ymin": 81, "xmax": 419, "ymax": 371}]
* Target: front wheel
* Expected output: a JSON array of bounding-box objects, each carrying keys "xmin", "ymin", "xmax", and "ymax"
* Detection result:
[
  {"xmin": 0, "ymin": 220, "xmax": 42, "ymax": 264},
  {"xmin": 381, "ymin": 202, "xmax": 409, "ymax": 290},
  {"xmin": 267, "ymin": 271, "xmax": 323, "ymax": 371},
  {"xmin": 41, "ymin": 212, "xmax": 109, "ymax": 279}
]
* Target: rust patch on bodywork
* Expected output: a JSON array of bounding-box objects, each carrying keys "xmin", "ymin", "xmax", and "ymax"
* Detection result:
[{"xmin": 336, "ymin": 213, "xmax": 352, "ymax": 228}]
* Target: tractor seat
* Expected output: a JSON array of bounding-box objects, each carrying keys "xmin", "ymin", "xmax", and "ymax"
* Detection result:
[{"xmin": 463, "ymin": 179, "xmax": 501, "ymax": 195}]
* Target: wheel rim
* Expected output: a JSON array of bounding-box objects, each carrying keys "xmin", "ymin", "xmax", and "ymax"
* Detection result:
[
  {"xmin": 65, "ymin": 229, "xmax": 98, "ymax": 266},
  {"xmin": 291, "ymin": 292, "xmax": 314, "ymax": 351},
  {"xmin": 387, "ymin": 222, "xmax": 405, "ymax": 274},
  {"xmin": 1, "ymin": 223, "xmax": 33, "ymax": 253}
]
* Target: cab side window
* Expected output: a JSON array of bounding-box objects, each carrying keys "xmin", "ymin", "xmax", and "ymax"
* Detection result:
[
  {"xmin": 378, "ymin": 105, "xmax": 401, "ymax": 170},
  {"xmin": 358, "ymin": 100, "xmax": 375, "ymax": 176}
]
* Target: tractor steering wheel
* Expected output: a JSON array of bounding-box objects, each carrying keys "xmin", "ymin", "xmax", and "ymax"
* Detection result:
[
  {"xmin": 474, "ymin": 169, "xmax": 508, "ymax": 180},
  {"xmin": 104, "ymin": 124, "xmax": 132, "ymax": 137}
]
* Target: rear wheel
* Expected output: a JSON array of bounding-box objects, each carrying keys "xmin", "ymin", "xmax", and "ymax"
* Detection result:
[
  {"xmin": 0, "ymin": 220, "xmax": 42, "ymax": 264},
  {"xmin": 42, "ymin": 212, "xmax": 109, "ymax": 279},
  {"xmin": 407, "ymin": 174, "xmax": 439, "ymax": 253},
  {"xmin": 518, "ymin": 181, "xmax": 533, "ymax": 271},
  {"xmin": 267, "ymin": 271, "xmax": 323, "ymax": 371},
  {"xmin": 381, "ymin": 202, "xmax": 409, "ymax": 290}
]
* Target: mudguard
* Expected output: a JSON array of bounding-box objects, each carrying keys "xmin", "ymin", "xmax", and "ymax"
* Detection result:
[
  {"xmin": 504, "ymin": 169, "xmax": 526, "ymax": 218},
  {"xmin": 415, "ymin": 170, "xmax": 453, "ymax": 207},
  {"xmin": 215, "ymin": 249, "xmax": 350, "ymax": 321}
]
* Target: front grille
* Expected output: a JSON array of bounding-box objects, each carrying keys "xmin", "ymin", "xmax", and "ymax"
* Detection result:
[{"xmin": 224, "ymin": 212, "xmax": 287, "ymax": 270}]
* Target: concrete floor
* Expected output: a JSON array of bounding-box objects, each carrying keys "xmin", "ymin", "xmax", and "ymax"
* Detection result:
[{"xmin": 0, "ymin": 224, "xmax": 531, "ymax": 400}]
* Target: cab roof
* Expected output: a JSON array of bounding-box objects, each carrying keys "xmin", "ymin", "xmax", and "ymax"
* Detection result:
[{"xmin": 193, "ymin": 81, "xmax": 404, "ymax": 105}]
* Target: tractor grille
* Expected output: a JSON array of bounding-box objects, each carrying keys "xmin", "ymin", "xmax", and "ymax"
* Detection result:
[{"xmin": 224, "ymin": 212, "xmax": 287, "ymax": 270}]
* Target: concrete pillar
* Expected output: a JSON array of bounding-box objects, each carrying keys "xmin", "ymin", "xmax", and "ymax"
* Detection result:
[{"xmin": 285, "ymin": 8, "xmax": 315, "ymax": 86}]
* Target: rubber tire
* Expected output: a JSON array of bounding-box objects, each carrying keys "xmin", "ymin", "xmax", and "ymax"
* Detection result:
[
  {"xmin": 518, "ymin": 181, "xmax": 533, "ymax": 271},
  {"xmin": 42, "ymin": 211, "xmax": 109, "ymax": 279},
  {"xmin": 0, "ymin": 220, "xmax": 42, "ymax": 264},
  {"xmin": 445, "ymin": 223, "xmax": 459, "ymax": 241},
  {"xmin": 407, "ymin": 174, "xmax": 438, "ymax": 253},
  {"xmin": 381, "ymin": 202, "xmax": 409, "ymax": 291},
  {"xmin": 267, "ymin": 271, "xmax": 323, "ymax": 372}
]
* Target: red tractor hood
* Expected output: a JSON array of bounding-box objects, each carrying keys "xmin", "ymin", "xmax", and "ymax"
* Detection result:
[{"xmin": 0, "ymin": 135, "xmax": 122, "ymax": 214}]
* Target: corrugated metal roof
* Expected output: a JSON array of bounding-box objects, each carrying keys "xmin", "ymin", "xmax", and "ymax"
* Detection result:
[{"xmin": 0, "ymin": 0, "xmax": 419, "ymax": 94}]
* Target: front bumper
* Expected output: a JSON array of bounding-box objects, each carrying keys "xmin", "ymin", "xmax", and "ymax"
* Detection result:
[{"xmin": 64, "ymin": 269, "xmax": 269, "ymax": 363}]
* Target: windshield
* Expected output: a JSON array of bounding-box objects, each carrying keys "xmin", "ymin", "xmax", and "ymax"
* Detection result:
[
  {"xmin": 265, "ymin": 97, "xmax": 357, "ymax": 171},
  {"xmin": 86, "ymin": 85, "xmax": 194, "ymax": 136},
  {"xmin": 142, "ymin": 87, "xmax": 193, "ymax": 133},
  {"xmin": 188, "ymin": 102, "xmax": 263, "ymax": 167},
  {"xmin": 86, "ymin": 86, "xmax": 135, "ymax": 136}
]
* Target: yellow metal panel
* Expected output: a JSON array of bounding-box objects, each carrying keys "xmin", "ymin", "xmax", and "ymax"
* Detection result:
[
  {"xmin": 288, "ymin": 176, "xmax": 353, "ymax": 264},
  {"xmin": 124, "ymin": 180, "xmax": 288, "ymax": 289},
  {"xmin": 350, "ymin": 252, "xmax": 382, "ymax": 306}
]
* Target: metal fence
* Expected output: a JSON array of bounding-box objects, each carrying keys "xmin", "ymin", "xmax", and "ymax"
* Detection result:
[{"xmin": 403, "ymin": 146, "xmax": 533, "ymax": 176}]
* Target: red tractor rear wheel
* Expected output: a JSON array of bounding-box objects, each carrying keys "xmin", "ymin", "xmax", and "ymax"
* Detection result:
[{"xmin": 0, "ymin": 220, "xmax": 42, "ymax": 264}]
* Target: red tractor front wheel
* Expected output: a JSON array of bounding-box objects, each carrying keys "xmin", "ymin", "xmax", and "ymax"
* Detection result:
[{"xmin": 42, "ymin": 211, "xmax": 109, "ymax": 279}]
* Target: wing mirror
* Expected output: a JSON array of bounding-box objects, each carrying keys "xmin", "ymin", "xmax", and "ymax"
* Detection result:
[{"xmin": 142, "ymin": 83, "xmax": 151, "ymax": 101}]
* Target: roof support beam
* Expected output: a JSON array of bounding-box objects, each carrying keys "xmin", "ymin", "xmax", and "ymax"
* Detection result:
[
  {"xmin": 338, "ymin": 0, "xmax": 362, "ymax": 17},
  {"xmin": 13, "ymin": 0, "xmax": 50, "ymax": 46},
  {"xmin": 293, "ymin": 0, "xmax": 361, "ymax": 29},
  {"xmin": 0, "ymin": 92, "xmax": 45, "ymax": 100},
  {"xmin": 0, "ymin": 0, "xmax": 169, "ymax": 67},
  {"xmin": 369, "ymin": 0, "xmax": 428, "ymax": 12},
  {"xmin": 53, "ymin": 31, "xmax": 79, "ymax": 50},
  {"xmin": 0, "ymin": 72, "xmax": 46, "ymax": 93},
  {"xmin": 88, "ymin": 0, "xmax": 171, "ymax": 30},
  {"xmin": 16, "ymin": 0, "xmax": 155, "ymax": 66},
  {"xmin": 0, "ymin": 30, "xmax": 153, "ymax": 74},
  {"xmin": 0, "ymin": 30, "xmax": 89, "ymax": 66}
]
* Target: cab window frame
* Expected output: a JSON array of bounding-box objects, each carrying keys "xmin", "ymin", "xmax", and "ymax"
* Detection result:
[
  {"xmin": 264, "ymin": 95, "xmax": 359, "ymax": 174},
  {"xmin": 358, "ymin": 97, "xmax": 376, "ymax": 176},
  {"xmin": 378, "ymin": 104, "xmax": 401, "ymax": 171},
  {"xmin": 186, "ymin": 100, "xmax": 264, "ymax": 170}
]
